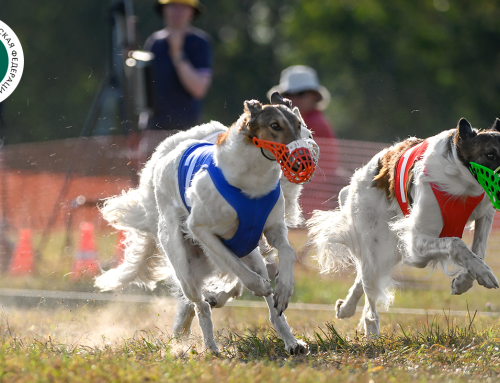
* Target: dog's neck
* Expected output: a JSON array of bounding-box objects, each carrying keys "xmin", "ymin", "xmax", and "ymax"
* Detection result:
[
  {"xmin": 425, "ymin": 130, "xmax": 484, "ymax": 196},
  {"xmin": 214, "ymin": 117, "xmax": 282, "ymax": 198}
]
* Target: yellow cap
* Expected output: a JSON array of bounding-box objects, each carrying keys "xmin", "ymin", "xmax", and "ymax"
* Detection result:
[{"xmin": 155, "ymin": 0, "xmax": 203, "ymax": 15}]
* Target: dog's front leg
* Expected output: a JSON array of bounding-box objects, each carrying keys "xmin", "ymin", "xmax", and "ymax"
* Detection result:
[
  {"xmin": 452, "ymin": 208, "xmax": 495, "ymax": 295},
  {"xmin": 410, "ymin": 233, "xmax": 499, "ymax": 290},
  {"xmin": 188, "ymin": 224, "xmax": 273, "ymax": 297},
  {"xmin": 240, "ymin": 249, "xmax": 308, "ymax": 355},
  {"xmin": 264, "ymin": 222, "xmax": 295, "ymax": 316}
]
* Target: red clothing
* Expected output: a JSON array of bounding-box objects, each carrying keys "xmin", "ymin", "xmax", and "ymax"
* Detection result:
[
  {"xmin": 394, "ymin": 140, "xmax": 485, "ymax": 238},
  {"xmin": 302, "ymin": 109, "xmax": 335, "ymax": 139},
  {"xmin": 429, "ymin": 183, "xmax": 484, "ymax": 238},
  {"xmin": 299, "ymin": 109, "xmax": 339, "ymax": 216}
]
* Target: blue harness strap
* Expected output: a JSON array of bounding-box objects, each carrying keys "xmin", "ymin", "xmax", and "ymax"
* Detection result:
[
  {"xmin": 178, "ymin": 142, "xmax": 281, "ymax": 258},
  {"xmin": 207, "ymin": 160, "xmax": 281, "ymax": 258},
  {"xmin": 178, "ymin": 143, "xmax": 214, "ymax": 210}
]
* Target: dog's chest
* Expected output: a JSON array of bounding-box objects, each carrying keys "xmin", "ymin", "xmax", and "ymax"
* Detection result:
[
  {"xmin": 182, "ymin": 143, "xmax": 281, "ymax": 257},
  {"xmin": 200, "ymin": 188, "xmax": 240, "ymax": 239}
]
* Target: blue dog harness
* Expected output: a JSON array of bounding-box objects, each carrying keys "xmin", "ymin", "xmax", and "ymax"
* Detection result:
[{"xmin": 178, "ymin": 142, "xmax": 281, "ymax": 258}]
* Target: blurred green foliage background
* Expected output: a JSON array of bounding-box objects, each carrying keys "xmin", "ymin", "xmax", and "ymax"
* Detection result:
[{"xmin": 2, "ymin": 0, "xmax": 500, "ymax": 144}]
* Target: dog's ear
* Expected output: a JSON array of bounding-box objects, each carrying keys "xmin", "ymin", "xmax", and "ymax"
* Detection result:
[
  {"xmin": 292, "ymin": 107, "xmax": 313, "ymax": 139},
  {"xmin": 270, "ymin": 91, "xmax": 292, "ymax": 109},
  {"xmin": 491, "ymin": 118, "xmax": 500, "ymax": 132},
  {"xmin": 292, "ymin": 106, "xmax": 306, "ymax": 125},
  {"xmin": 244, "ymin": 100, "xmax": 263, "ymax": 118},
  {"xmin": 457, "ymin": 118, "xmax": 476, "ymax": 140},
  {"xmin": 292, "ymin": 106, "xmax": 303, "ymax": 120}
]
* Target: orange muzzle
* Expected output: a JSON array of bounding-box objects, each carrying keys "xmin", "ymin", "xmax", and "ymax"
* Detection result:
[{"xmin": 252, "ymin": 137, "xmax": 316, "ymax": 184}]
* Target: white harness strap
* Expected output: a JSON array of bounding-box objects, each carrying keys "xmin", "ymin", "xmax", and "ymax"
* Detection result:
[{"xmin": 397, "ymin": 145, "xmax": 420, "ymax": 204}]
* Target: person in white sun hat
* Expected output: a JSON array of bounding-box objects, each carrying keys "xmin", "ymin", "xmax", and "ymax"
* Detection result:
[{"xmin": 267, "ymin": 65, "xmax": 336, "ymax": 139}]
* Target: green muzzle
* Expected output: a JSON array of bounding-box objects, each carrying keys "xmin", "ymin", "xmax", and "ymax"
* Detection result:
[{"xmin": 469, "ymin": 162, "xmax": 500, "ymax": 210}]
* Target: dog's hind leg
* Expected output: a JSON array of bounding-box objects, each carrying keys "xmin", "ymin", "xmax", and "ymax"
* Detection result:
[
  {"xmin": 336, "ymin": 272, "xmax": 363, "ymax": 319},
  {"xmin": 173, "ymin": 299, "xmax": 196, "ymax": 337},
  {"xmin": 359, "ymin": 263, "xmax": 381, "ymax": 337},
  {"xmin": 356, "ymin": 234, "xmax": 398, "ymax": 337},
  {"xmin": 452, "ymin": 209, "xmax": 495, "ymax": 295},
  {"xmin": 172, "ymin": 245, "xmax": 211, "ymax": 338},
  {"xmin": 156, "ymin": 210, "xmax": 219, "ymax": 353},
  {"xmin": 360, "ymin": 296, "xmax": 379, "ymax": 338},
  {"xmin": 240, "ymin": 248, "xmax": 309, "ymax": 355}
]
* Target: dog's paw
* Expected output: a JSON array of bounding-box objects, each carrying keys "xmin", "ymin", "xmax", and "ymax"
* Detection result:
[
  {"xmin": 203, "ymin": 292, "xmax": 218, "ymax": 308},
  {"xmin": 476, "ymin": 271, "xmax": 499, "ymax": 290},
  {"xmin": 204, "ymin": 343, "xmax": 220, "ymax": 356},
  {"xmin": 451, "ymin": 273, "xmax": 474, "ymax": 295},
  {"xmin": 286, "ymin": 339, "xmax": 309, "ymax": 356},
  {"xmin": 273, "ymin": 278, "xmax": 294, "ymax": 316},
  {"xmin": 467, "ymin": 261, "xmax": 499, "ymax": 289},
  {"xmin": 173, "ymin": 325, "xmax": 191, "ymax": 339},
  {"xmin": 247, "ymin": 275, "xmax": 273, "ymax": 297},
  {"xmin": 335, "ymin": 299, "xmax": 357, "ymax": 319}
]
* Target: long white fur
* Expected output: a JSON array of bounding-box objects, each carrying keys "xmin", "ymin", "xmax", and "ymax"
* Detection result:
[
  {"xmin": 95, "ymin": 111, "xmax": 309, "ymax": 354},
  {"xmin": 307, "ymin": 128, "xmax": 498, "ymax": 337}
]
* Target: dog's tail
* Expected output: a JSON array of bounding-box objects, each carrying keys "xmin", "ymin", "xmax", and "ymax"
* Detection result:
[
  {"xmin": 95, "ymin": 229, "xmax": 170, "ymax": 291},
  {"xmin": 95, "ymin": 187, "xmax": 171, "ymax": 291},
  {"xmin": 306, "ymin": 205, "xmax": 357, "ymax": 273}
]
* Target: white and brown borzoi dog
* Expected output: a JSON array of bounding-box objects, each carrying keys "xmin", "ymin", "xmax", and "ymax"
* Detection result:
[
  {"xmin": 95, "ymin": 93, "xmax": 314, "ymax": 354},
  {"xmin": 307, "ymin": 118, "xmax": 500, "ymax": 336}
]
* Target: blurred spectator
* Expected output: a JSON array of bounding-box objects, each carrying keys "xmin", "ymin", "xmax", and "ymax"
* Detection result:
[
  {"xmin": 268, "ymin": 66, "xmax": 341, "ymax": 217},
  {"xmin": 130, "ymin": 0, "xmax": 213, "ymax": 185},
  {"xmin": 267, "ymin": 65, "xmax": 335, "ymax": 139},
  {"xmin": 145, "ymin": 0, "xmax": 212, "ymax": 131}
]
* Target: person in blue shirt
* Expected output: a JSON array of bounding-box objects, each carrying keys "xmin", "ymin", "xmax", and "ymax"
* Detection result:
[{"xmin": 145, "ymin": 0, "xmax": 212, "ymax": 131}]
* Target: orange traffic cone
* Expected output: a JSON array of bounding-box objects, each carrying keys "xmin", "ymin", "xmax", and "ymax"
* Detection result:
[
  {"xmin": 9, "ymin": 229, "xmax": 34, "ymax": 275},
  {"xmin": 71, "ymin": 222, "xmax": 99, "ymax": 279},
  {"xmin": 115, "ymin": 230, "xmax": 126, "ymax": 265}
]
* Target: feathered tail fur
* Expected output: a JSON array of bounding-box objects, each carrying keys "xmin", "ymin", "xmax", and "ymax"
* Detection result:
[{"xmin": 306, "ymin": 205, "xmax": 357, "ymax": 273}]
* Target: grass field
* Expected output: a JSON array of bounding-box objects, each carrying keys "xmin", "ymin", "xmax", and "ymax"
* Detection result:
[{"xmin": 0, "ymin": 228, "xmax": 499, "ymax": 381}]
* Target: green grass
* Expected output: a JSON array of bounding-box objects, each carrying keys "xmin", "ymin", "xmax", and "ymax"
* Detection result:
[
  {"xmin": 0, "ymin": 303, "xmax": 499, "ymax": 382},
  {"xmin": 1, "ymin": 228, "xmax": 500, "ymax": 381}
]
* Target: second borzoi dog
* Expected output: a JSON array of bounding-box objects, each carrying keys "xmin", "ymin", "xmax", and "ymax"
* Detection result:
[
  {"xmin": 95, "ymin": 93, "xmax": 315, "ymax": 354},
  {"xmin": 307, "ymin": 118, "xmax": 500, "ymax": 336}
]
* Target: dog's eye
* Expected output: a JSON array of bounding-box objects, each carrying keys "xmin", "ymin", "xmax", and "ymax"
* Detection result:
[
  {"xmin": 270, "ymin": 123, "xmax": 282, "ymax": 131},
  {"xmin": 487, "ymin": 153, "xmax": 496, "ymax": 160}
]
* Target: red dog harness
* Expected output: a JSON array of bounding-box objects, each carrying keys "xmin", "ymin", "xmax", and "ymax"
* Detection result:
[{"xmin": 394, "ymin": 140, "xmax": 484, "ymax": 238}]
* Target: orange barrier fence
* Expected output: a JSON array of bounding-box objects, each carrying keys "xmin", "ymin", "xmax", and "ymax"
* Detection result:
[
  {"xmin": 300, "ymin": 137, "xmax": 386, "ymax": 217},
  {"xmin": 0, "ymin": 134, "xmax": 498, "ymax": 234}
]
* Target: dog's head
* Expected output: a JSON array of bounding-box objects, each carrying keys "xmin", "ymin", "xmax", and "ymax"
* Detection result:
[
  {"xmin": 240, "ymin": 92, "xmax": 316, "ymax": 184},
  {"xmin": 243, "ymin": 92, "xmax": 302, "ymax": 145},
  {"xmin": 455, "ymin": 117, "xmax": 500, "ymax": 170},
  {"xmin": 455, "ymin": 117, "xmax": 500, "ymax": 209}
]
